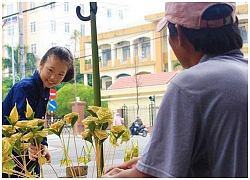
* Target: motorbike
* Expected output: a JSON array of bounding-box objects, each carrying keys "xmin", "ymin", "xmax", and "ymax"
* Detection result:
[{"xmin": 129, "ymin": 122, "xmax": 148, "ymax": 137}]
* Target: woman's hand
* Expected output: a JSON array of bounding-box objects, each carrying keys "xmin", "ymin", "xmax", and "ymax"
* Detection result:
[
  {"xmin": 28, "ymin": 144, "xmax": 38, "ymax": 161},
  {"xmin": 28, "ymin": 144, "xmax": 51, "ymax": 163}
]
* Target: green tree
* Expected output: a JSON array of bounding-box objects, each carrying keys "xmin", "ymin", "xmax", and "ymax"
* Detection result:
[
  {"xmin": 70, "ymin": 29, "xmax": 81, "ymax": 103},
  {"xmin": 2, "ymin": 77, "xmax": 13, "ymax": 100},
  {"xmin": 2, "ymin": 45, "xmax": 37, "ymax": 77},
  {"xmin": 3, "ymin": 45, "xmax": 19, "ymax": 75},
  {"xmin": 53, "ymin": 83, "xmax": 107, "ymax": 118},
  {"xmin": 26, "ymin": 53, "xmax": 38, "ymax": 74},
  {"xmin": 75, "ymin": 60, "xmax": 84, "ymax": 83},
  {"xmin": 173, "ymin": 60, "xmax": 185, "ymax": 71},
  {"xmin": 53, "ymin": 83, "xmax": 94, "ymax": 117}
]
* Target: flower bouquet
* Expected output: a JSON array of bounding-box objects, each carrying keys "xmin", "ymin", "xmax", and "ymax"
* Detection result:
[
  {"xmin": 81, "ymin": 106, "xmax": 132, "ymax": 177},
  {"xmin": 48, "ymin": 105, "xmax": 135, "ymax": 178},
  {"xmin": 47, "ymin": 112, "xmax": 91, "ymax": 177},
  {"xmin": 2, "ymin": 99, "xmax": 48, "ymax": 178}
]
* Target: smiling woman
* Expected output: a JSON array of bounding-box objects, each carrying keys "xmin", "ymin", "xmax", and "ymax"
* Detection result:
[{"xmin": 2, "ymin": 46, "xmax": 75, "ymax": 178}]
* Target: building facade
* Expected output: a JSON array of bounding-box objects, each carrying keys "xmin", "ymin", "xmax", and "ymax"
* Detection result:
[{"xmin": 2, "ymin": 2, "xmax": 132, "ymax": 78}]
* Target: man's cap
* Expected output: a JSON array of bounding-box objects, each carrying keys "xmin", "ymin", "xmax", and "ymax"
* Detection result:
[{"xmin": 157, "ymin": 2, "xmax": 236, "ymax": 32}]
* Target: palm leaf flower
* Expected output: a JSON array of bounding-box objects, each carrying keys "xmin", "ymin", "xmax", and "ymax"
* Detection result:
[
  {"xmin": 25, "ymin": 98, "xmax": 34, "ymax": 119},
  {"xmin": 7, "ymin": 103, "xmax": 19, "ymax": 125},
  {"xmin": 78, "ymin": 142, "xmax": 92, "ymax": 165},
  {"xmin": 2, "ymin": 100, "xmax": 48, "ymax": 178},
  {"xmin": 131, "ymin": 140, "xmax": 139, "ymax": 157},
  {"xmin": 80, "ymin": 106, "xmax": 132, "ymax": 177},
  {"xmin": 48, "ymin": 120, "xmax": 65, "ymax": 137},
  {"xmin": 124, "ymin": 145, "xmax": 132, "ymax": 162},
  {"xmin": 48, "ymin": 112, "xmax": 87, "ymax": 176}
]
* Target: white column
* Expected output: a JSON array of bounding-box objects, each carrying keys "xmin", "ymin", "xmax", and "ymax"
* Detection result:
[
  {"xmin": 84, "ymin": 74, "xmax": 88, "ymax": 86},
  {"xmin": 111, "ymin": 44, "xmax": 116, "ymax": 67},
  {"xmin": 112, "ymin": 76, "xmax": 116, "ymax": 84},
  {"xmin": 130, "ymin": 41, "xmax": 135, "ymax": 64}
]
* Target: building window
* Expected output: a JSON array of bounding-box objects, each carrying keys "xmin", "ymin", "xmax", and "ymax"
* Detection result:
[
  {"xmin": 80, "ymin": 24, "xmax": 85, "ymax": 36},
  {"xmin": 5, "ymin": 16, "xmax": 17, "ymax": 24},
  {"xmin": 141, "ymin": 42, "xmax": 150, "ymax": 59},
  {"xmin": 30, "ymin": 22, "xmax": 36, "ymax": 33},
  {"xmin": 7, "ymin": 25, "xmax": 14, "ymax": 36},
  {"xmin": 51, "ymin": 42, "xmax": 56, "ymax": 47},
  {"xmin": 106, "ymin": 81, "xmax": 112, "ymax": 89},
  {"xmin": 64, "ymin": 2, "xmax": 69, "ymax": 12},
  {"xmin": 65, "ymin": 44, "xmax": 70, "ymax": 50},
  {"xmin": 107, "ymin": 9, "xmax": 111, "ymax": 18},
  {"xmin": 64, "ymin": 23, "xmax": 70, "ymax": 33},
  {"xmin": 102, "ymin": 49, "xmax": 111, "ymax": 66},
  {"xmin": 51, "ymin": 20, "xmax": 56, "ymax": 31},
  {"xmin": 7, "ymin": 4, "xmax": 14, "ymax": 15},
  {"xmin": 239, "ymin": 25, "xmax": 248, "ymax": 44},
  {"xmin": 31, "ymin": 44, "xmax": 37, "ymax": 54},
  {"xmin": 50, "ymin": 3, "xmax": 55, "ymax": 9},
  {"xmin": 122, "ymin": 46, "xmax": 130, "ymax": 62},
  {"xmin": 119, "ymin": 10, "xmax": 123, "ymax": 19},
  {"xmin": 80, "ymin": 4, "xmax": 84, "ymax": 15},
  {"xmin": 30, "ymin": 2, "xmax": 35, "ymax": 9}
]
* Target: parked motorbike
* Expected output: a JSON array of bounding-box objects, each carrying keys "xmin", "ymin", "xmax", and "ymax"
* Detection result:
[{"xmin": 129, "ymin": 122, "xmax": 148, "ymax": 137}]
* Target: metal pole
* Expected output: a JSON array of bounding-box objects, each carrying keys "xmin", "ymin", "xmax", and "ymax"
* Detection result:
[
  {"xmin": 11, "ymin": 18, "xmax": 15, "ymax": 85},
  {"xmin": 19, "ymin": 2, "xmax": 25, "ymax": 79}
]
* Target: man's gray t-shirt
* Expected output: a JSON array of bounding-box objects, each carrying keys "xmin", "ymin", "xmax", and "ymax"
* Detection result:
[{"xmin": 136, "ymin": 50, "xmax": 248, "ymax": 177}]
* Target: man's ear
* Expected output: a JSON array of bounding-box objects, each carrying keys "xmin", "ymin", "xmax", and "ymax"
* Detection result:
[{"xmin": 175, "ymin": 24, "xmax": 186, "ymax": 46}]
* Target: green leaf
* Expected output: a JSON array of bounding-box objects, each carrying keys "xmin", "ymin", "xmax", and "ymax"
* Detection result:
[
  {"xmin": 26, "ymin": 112, "xmax": 35, "ymax": 120},
  {"xmin": 47, "ymin": 129, "xmax": 60, "ymax": 137},
  {"xmin": 87, "ymin": 110, "xmax": 98, "ymax": 117},
  {"xmin": 88, "ymin": 121, "xmax": 96, "ymax": 131},
  {"xmin": 34, "ymin": 136, "xmax": 44, "ymax": 145},
  {"xmin": 71, "ymin": 115, "xmax": 78, "ymax": 127},
  {"xmin": 58, "ymin": 125, "xmax": 65, "ymax": 136},
  {"xmin": 31, "ymin": 126, "xmax": 43, "ymax": 134},
  {"xmin": 5, "ymin": 116, "xmax": 14, "ymax": 126},
  {"xmin": 101, "ymin": 122, "xmax": 108, "ymax": 130},
  {"xmin": 85, "ymin": 135, "xmax": 93, "ymax": 144},
  {"xmin": 2, "ymin": 130, "xmax": 11, "ymax": 137},
  {"xmin": 2, "ymin": 159, "xmax": 16, "ymax": 174},
  {"xmin": 116, "ymin": 130, "xmax": 125, "ymax": 139}
]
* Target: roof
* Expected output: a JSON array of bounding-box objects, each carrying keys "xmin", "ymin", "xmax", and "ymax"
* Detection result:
[{"xmin": 108, "ymin": 71, "xmax": 178, "ymax": 90}]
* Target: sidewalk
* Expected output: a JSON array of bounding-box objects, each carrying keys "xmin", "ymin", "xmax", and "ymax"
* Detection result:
[{"xmin": 43, "ymin": 133, "xmax": 150, "ymax": 178}]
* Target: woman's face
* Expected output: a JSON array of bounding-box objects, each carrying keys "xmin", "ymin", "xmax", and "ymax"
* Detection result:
[{"xmin": 39, "ymin": 54, "xmax": 68, "ymax": 88}]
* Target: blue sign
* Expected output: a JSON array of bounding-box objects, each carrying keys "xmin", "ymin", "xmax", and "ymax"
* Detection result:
[{"xmin": 48, "ymin": 100, "xmax": 57, "ymax": 111}]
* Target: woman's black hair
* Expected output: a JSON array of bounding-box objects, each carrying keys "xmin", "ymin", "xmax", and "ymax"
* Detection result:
[
  {"xmin": 41, "ymin": 46, "xmax": 74, "ymax": 82},
  {"xmin": 168, "ymin": 4, "xmax": 243, "ymax": 56}
]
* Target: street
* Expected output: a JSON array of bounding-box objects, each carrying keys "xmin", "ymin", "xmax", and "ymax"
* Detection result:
[{"xmin": 42, "ymin": 133, "xmax": 150, "ymax": 178}]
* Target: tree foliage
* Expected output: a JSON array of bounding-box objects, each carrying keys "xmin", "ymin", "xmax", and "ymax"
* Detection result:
[
  {"xmin": 52, "ymin": 83, "xmax": 108, "ymax": 118},
  {"xmin": 2, "ymin": 78, "xmax": 13, "ymax": 100},
  {"xmin": 2, "ymin": 45, "xmax": 37, "ymax": 77}
]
